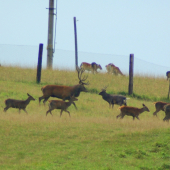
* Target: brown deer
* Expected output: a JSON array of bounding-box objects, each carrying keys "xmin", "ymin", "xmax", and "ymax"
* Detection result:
[
  {"xmin": 153, "ymin": 101, "xmax": 170, "ymax": 117},
  {"xmin": 39, "ymin": 67, "xmax": 89, "ymax": 109},
  {"xmin": 46, "ymin": 96, "xmax": 78, "ymax": 117},
  {"xmin": 80, "ymin": 62, "xmax": 102, "ymax": 74},
  {"xmin": 117, "ymin": 104, "xmax": 150, "ymax": 120},
  {"xmin": 163, "ymin": 104, "xmax": 170, "ymax": 122},
  {"xmin": 105, "ymin": 63, "xmax": 124, "ymax": 76},
  {"xmin": 4, "ymin": 93, "xmax": 35, "ymax": 114}
]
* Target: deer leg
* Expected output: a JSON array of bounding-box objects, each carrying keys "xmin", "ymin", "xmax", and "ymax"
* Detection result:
[
  {"xmin": 39, "ymin": 96, "xmax": 44, "ymax": 105},
  {"xmin": 46, "ymin": 109, "xmax": 53, "ymax": 116},
  {"xmin": 109, "ymin": 102, "xmax": 113, "ymax": 108},
  {"xmin": 49, "ymin": 111, "xmax": 53, "ymax": 116},
  {"xmin": 116, "ymin": 112, "xmax": 123, "ymax": 119},
  {"xmin": 135, "ymin": 116, "xmax": 140, "ymax": 120},
  {"xmin": 23, "ymin": 109, "xmax": 28, "ymax": 114},
  {"xmin": 4, "ymin": 106, "xmax": 10, "ymax": 112},
  {"xmin": 64, "ymin": 110, "xmax": 71, "ymax": 117},
  {"xmin": 163, "ymin": 115, "xmax": 170, "ymax": 122},
  {"xmin": 72, "ymin": 102, "xmax": 77, "ymax": 110},
  {"xmin": 120, "ymin": 114, "xmax": 125, "ymax": 119},
  {"xmin": 60, "ymin": 110, "xmax": 63, "ymax": 117},
  {"xmin": 116, "ymin": 114, "xmax": 121, "ymax": 119},
  {"xmin": 46, "ymin": 110, "xmax": 50, "ymax": 116},
  {"xmin": 153, "ymin": 108, "xmax": 161, "ymax": 117},
  {"xmin": 19, "ymin": 108, "xmax": 21, "ymax": 114},
  {"xmin": 163, "ymin": 116, "xmax": 167, "ymax": 121},
  {"xmin": 43, "ymin": 97, "xmax": 50, "ymax": 106}
]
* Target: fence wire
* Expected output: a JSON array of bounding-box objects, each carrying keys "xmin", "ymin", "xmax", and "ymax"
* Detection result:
[{"xmin": 0, "ymin": 44, "xmax": 169, "ymax": 77}]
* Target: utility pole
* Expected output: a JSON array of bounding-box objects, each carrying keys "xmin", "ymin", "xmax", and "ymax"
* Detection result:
[
  {"xmin": 73, "ymin": 17, "xmax": 78, "ymax": 69},
  {"xmin": 47, "ymin": 0, "xmax": 54, "ymax": 69},
  {"xmin": 128, "ymin": 54, "xmax": 134, "ymax": 95}
]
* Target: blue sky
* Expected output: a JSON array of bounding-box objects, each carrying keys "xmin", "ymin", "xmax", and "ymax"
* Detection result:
[{"xmin": 0, "ymin": 1, "xmax": 170, "ymax": 75}]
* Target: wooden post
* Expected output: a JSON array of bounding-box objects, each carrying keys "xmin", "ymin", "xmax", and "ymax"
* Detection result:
[
  {"xmin": 73, "ymin": 17, "xmax": 78, "ymax": 69},
  {"xmin": 36, "ymin": 44, "xmax": 43, "ymax": 84},
  {"xmin": 47, "ymin": 0, "xmax": 54, "ymax": 69},
  {"xmin": 128, "ymin": 54, "xmax": 134, "ymax": 95},
  {"xmin": 168, "ymin": 79, "xmax": 170, "ymax": 99}
]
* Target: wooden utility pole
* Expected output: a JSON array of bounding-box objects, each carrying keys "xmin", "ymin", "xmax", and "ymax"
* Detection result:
[
  {"xmin": 128, "ymin": 54, "xmax": 134, "ymax": 95},
  {"xmin": 47, "ymin": 0, "xmax": 54, "ymax": 69},
  {"xmin": 73, "ymin": 17, "xmax": 78, "ymax": 69}
]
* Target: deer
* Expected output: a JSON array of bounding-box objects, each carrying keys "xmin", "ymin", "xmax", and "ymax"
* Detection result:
[
  {"xmin": 4, "ymin": 93, "xmax": 35, "ymax": 114},
  {"xmin": 153, "ymin": 101, "xmax": 170, "ymax": 117},
  {"xmin": 105, "ymin": 63, "xmax": 124, "ymax": 76},
  {"xmin": 39, "ymin": 67, "xmax": 89, "ymax": 109},
  {"xmin": 166, "ymin": 71, "xmax": 170, "ymax": 80},
  {"xmin": 163, "ymin": 104, "xmax": 170, "ymax": 122},
  {"xmin": 99, "ymin": 86, "xmax": 128, "ymax": 108},
  {"xmin": 80, "ymin": 62, "xmax": 102, "ymax": 74},
  {"xmin": 46, "ymin": 96, "xmax": 78, "ymax": 117},
  {"xmin": 117, "ymin": 104, "xmax": 150, "ymax": 120}
]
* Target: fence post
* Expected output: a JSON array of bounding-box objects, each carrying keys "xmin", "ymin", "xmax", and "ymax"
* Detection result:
[
  {"xmin": 73, "ymin": 17, "xmax": 78, "ymax": 69},
  {"xmin": 36, "ymin": 43, "xmax": 43, "ymax": 83},
  {"xmin": 128, "ymin": 54, "xmax": 134, "ymax": 95},
  {"xmin": 168, "ymin": 79, "xmax": 170, "ymax": 99}
]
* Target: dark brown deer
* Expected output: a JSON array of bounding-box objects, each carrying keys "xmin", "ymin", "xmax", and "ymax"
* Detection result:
[
  {"xmin": 153, "ymin": 101, "xmax": 170, "ymax": 117},
  {"xmin": 99, "ymin": 86, "xmax": 128, "ymax": 108},
  {"xmin": 4, "ymin": 93, "xmax": 35, "ymax": 114},
  {"xmin": 46, "ymin": 96, "xmax": 78, "ymax": 117},
  {"xmin": 39, "ymin": 67, "xmax": 89, "ymax": 109},
  {"xmin": 117, "ymin": 104, "xmax": 150, "ymax": 120},
  {"xmin": 163, "ymin": 104, "xmax": 170, "ymax": 122}
]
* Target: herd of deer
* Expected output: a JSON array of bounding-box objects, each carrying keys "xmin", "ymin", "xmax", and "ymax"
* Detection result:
[
  {"xmin": 2, "ymin": 64, "xmax": 170, "ymax": 122},
  {"xmin": 80, "ymin": 62, "xmax": 124, "ymax": 76}
]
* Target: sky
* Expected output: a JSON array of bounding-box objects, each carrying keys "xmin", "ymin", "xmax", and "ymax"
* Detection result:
[{"xmin": 0, "ymin": 0, "xmax": 170, "ymax": 76}]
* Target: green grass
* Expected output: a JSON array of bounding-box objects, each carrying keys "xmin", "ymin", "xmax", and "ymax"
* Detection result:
[{"xmin": 0, "ymin": 66, "xmax": 170, "ymax": 170}]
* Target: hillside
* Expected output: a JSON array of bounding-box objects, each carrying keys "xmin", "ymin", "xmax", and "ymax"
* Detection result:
[{"xmin": 0, "ymin": 66, "xmax": 170, "ymax": 170}]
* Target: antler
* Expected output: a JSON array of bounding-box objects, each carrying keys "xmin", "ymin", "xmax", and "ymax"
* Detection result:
[
  {"xmin": 101, "ymin": 85, "xmax": 108, "ymax": 91},
  {"xmin": 76, "ymin": 66, "xmax": 89, "ymax": 85}
]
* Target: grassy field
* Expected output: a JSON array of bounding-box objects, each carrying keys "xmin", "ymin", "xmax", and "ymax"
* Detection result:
[{"xmin": 0, "ymin": 66, "xmax": 170, "ymax": 170}]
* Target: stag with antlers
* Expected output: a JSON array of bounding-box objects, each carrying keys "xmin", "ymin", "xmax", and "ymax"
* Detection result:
[
  {"xmin": 99, "ymin": 86, "xmax": 128, "ymax": 108},
  {"xmin": 39, "ymin": 67, "xmax": 89, "ymax": 109}
]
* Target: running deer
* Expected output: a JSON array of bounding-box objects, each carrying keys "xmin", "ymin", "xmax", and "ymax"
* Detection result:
[
  {"xmin": 99, "ymin": 86, "xmax": 128, "ymax": 108},
  {"xmin": 117, "ymin": 104, "xmax": 150, "ymax": 120},
  {"xmin": 153, "ymin": 101, "xmax": 170, "ymax": 117},
  {"xmin": 46, "ymin": 96, "xmax": 78, "ymax": 117},
  {"xmin": 4, "ymin": 93, "xmax": 35, "ymax": 114},
  {"xmin": 163, "ymin": 104, "xmax": 170, "ymax": 122},
  {"xmin": 39, "ymin": 67, "xmax": 89, "ymax": 109}
]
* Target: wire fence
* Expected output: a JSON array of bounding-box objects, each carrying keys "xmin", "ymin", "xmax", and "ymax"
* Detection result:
[{"xmin": 0, "ymin": 44, "xmax": 169, "ymax": 77}]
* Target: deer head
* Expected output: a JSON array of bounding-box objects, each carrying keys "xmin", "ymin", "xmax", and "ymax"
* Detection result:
[
  {"xmin": 99, "ymin": 86, "xmax": 108, "ymax": 95},
  {"xmin": 27, "ymin": 93, "xmax": 35, "ymax": 101}
]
